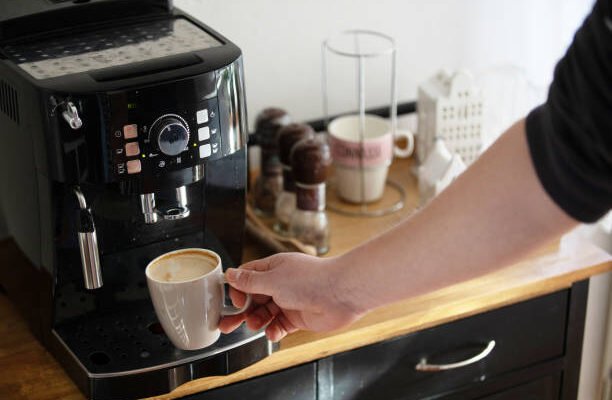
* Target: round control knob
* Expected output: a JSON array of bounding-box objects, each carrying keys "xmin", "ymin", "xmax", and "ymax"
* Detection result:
[{"xmin": 150, "ymin": 115, "xmax": 190, "ymax": 156}]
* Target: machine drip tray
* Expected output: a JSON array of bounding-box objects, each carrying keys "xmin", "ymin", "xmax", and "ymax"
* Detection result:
[{"xmin": 52, "ymin": 301, "xmax": 272, "ymax": 378}]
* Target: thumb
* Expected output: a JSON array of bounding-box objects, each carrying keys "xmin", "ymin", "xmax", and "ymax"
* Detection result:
[{"xmin": 225, "ymin": 268, "xmax": 271, "ymax": 295}]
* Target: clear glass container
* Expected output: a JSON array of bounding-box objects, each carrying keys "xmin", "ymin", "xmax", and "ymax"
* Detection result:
[
  {"xmin": 253, "ymin": 172, "xmax": 282, "ymax": 216},
  {"xmin": 251, "ymin": 108, "xmax": 290, "ymax": 216},
  {"xmin": 274, "ymin": 123, "xmax": 314, "ymax": 234},
  {"xmin": 290, "ymin": 136, "xmax": 331, "ymax": 255},
  {"xmin": 289, "ymin": 209, "xmax": 329, "ymax": 255},
  {"xmin": 274, "ymin": 190, "xmax": 296, "ymax": 236}
]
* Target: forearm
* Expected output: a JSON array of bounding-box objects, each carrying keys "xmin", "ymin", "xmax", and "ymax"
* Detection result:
[{"xmin": 336, "ymin": 119, "xmax": 578, "ymax": 313}]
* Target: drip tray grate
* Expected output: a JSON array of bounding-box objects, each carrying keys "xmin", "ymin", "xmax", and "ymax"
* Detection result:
[{"xmin": 54, "ymin": 302, "xmax": 264, "ymax": 374}]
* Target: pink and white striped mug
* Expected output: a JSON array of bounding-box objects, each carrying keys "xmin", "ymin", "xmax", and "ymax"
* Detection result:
[{"xmin": 328, "ymin": 114, "xmax": 414, "ymax": 202}]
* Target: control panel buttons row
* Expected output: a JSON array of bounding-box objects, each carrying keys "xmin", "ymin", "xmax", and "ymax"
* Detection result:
[
  {"xmin": 118, "ymin": 123, "xmax": 142, "ymax": 175},
  {"xmin": 196, "ymin": 101, "xmax": 220, "ymax": 160}
]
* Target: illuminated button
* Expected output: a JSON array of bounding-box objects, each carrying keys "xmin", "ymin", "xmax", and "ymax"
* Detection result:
[
  {"xmin": 127, "ymin": 160, "xmax": 142, "ymax": 174},
  {"xmin": 123, "ymin": 124, "xmax": 138, "ymax": 139},
  {"xmin": 125, "ymin": 142, "xmax": 140, "ymax": 157},
  {"xmin": 199, "ymin": 144, "xmax": 211, "ymax": 159},
  {"xmin": 196, "ymin": 109, "xmax": 209, "ymax": 124},
  {"xmin": 198, "ymin": 127, "xmax": 210, "ymax": 141}
]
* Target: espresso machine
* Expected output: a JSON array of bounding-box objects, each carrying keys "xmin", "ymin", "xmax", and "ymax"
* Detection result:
[{"xmin": 0, "ymin": 1, "xmax": 274, "ymax": 399}]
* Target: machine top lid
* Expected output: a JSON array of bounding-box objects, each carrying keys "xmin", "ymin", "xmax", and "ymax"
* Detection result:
[
  {"xmin": 2, "ymin": 18, "xmax": 222, "ymax": 80},
  {"xmin": 0, "ymin": 0, "xmax": 172, "ymax": 41}
]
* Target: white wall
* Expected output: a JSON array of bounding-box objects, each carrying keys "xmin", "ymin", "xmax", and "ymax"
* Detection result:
[
  {"xmin": 581, "ymin": 272, "xmax": 612, "ymax": 400},
  {"xmin": 600, "ymin": 286, "xmax": 612, "ymax": 400},
  {"xmin": 175, "ymin": 0, "xmax": 594, "ymax": 127}
]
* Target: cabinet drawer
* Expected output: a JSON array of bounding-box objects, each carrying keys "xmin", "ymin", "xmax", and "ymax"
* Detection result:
[
  {"xmin": 319, "ymin": 290, "xmax": 568, "ymax": 400},
  {"xmin": 181, "ymin": 362, "xmax": 316, "ymax": 400},
  {"xmin": 476, "ymin": 372, "xmax": 562, "ymax": 400}
]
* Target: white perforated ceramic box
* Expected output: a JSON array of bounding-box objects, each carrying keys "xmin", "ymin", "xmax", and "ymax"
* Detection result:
[{"xmin": 417, "ymin": 70, "xmax": 484, "ymax": 165}]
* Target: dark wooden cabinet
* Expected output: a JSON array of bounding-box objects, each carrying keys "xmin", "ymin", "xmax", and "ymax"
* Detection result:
[
  {"xmin": 477, "ymin": 373, "xmax": 562, "ymax": 400},
  {"xmin": 179, "ymin": 281, "xmax": 588, "ymax": 400},
  {"xmin": 317, "ymin": 289, "xmax": 567, "ymax": 400},
  {"xmin": 181, "ymin": 363, "xmax": 317, "ymax": 400},
  {"xmin": 468, "ymin": 372, "xmax": 561, "ymax": 400}
]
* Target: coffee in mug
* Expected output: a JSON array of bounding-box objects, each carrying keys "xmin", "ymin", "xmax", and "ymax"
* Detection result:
[
  {"xmin": 145, "ymin": 249, "xmax": 251, "ymax": 350},
  {"xmin": 148, "ymin": 253, "xmax": 216, "ymax": 283}
]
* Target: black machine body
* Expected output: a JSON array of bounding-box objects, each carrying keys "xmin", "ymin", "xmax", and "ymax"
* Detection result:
[{"xmin": 0, "ymin": 1, "xmax": 273, "ymax": 399}]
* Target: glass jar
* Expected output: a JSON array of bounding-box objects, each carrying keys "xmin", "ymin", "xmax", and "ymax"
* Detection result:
[
  {"xmin": 252, "ymin": 108, "xmax": 290, "ymax": 216},
  {"xmin": 274, "ymin": 123, "xmax": 314, "ymax": 235},
  {"xmin": 289, "ymin": 136, "xmax": 331, "ymax": 255}
]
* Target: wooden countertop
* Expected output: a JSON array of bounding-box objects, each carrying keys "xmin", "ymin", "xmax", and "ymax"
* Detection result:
[{"xmin": 1, "ymin": 158, "xmax": 611, "ymax": 400}]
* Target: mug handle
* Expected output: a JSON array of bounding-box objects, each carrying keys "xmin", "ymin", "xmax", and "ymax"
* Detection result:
[
  {"xmin": 221, "ymin": 276, "xmax": 252, "ymax": 316},
  {"xmin": 394, "ymin": 129, "xmax": 415, "ymax": 158}
]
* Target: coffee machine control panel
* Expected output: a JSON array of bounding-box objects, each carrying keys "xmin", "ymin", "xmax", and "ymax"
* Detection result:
[{"xmin": 107, "ymin": 96, "xmax": 222, "ymax": 179}]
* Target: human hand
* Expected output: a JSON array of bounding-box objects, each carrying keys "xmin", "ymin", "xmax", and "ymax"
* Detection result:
[{"xmin": 219, "ymin": 252, "xmax": 365, "ymax": 342}]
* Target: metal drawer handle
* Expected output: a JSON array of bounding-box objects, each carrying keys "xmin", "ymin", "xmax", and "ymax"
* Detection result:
[{"xmin": 415, "ymin": 340, "xmax": 496, "ymax": 372}]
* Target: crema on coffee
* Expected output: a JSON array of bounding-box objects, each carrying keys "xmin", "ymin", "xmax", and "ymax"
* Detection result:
[{"xmin": 148, "ymin": 252, "xmax": 216, "ymax": 283}]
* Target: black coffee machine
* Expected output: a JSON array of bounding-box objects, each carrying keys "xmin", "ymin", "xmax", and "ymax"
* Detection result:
[{"xmin": 0, "ymin": 1, "xmax": 273, "ymax": 399}]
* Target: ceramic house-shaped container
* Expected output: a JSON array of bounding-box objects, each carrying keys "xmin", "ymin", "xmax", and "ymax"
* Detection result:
[
  {"xmin": 417, "ymin": 70, "xmax": 484, "ymax": 165},
  {"xmin": 418, "ymin": 139, "xmax": 466, "ymax": 205}
]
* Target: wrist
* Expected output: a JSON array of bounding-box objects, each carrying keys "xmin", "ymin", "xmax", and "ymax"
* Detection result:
[{"xmin": 325, "ymin": 254, "xmax": 373, "ymax": 318}]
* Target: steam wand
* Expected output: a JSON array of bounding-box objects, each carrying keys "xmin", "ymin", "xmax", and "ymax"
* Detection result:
[{"xmin": 74, "ymin": 187, "xmax": 102, "ymax": 289}]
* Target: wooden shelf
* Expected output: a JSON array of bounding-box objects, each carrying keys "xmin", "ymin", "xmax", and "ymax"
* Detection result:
[{"xmin": 245, "ymin": 158, "xmax": 421, "ymax": 261}]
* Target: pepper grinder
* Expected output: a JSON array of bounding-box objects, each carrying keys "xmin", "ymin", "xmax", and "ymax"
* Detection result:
[
  {"xmin": 274, "ymin": 123, "xmax": 315, "ymax": 235},
  {"xmin": 289, "ymin": 135, "xmax": 332, "ymax": 255},
  {"xmin": 252, "ymin": 108, "xmax": 291, "ymax": 216}
]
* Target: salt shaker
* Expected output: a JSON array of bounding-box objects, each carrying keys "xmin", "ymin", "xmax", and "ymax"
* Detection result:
[
  {"xmin": 289, "ymin": 135, "xmax": 331, "ymax": 255},
  {"xmin": 252, "ymin": 108, "xmax": 291, "ymax": 216},
  {"xmin": 274, "ymin": 123, "xmax": 315, "ymax": 235}
]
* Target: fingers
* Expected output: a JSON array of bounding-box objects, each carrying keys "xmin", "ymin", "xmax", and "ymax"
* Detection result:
[
  {"xmin": 265, "ymin": 313, "xmax": 298, "ymax": 342},
  {"xmin": 224, "ymin": 254, "xmax": 302, "ymax": 342},
  {"xmin": 226, "ymin": 253, "xmax": 287, "ymax": 295},
  {"xmin": 245, "ymin": 301, "xmax": 281, "ymax": 331},
  {"xmin": 229, "ymin": 286, "xmax": 271, "ymax": 307},
  {"xmin": 221, "ymin": 307, "xmax": 299, "ymax": 341},
  {"xmin": 228, "ymin": 286, "xmax": 247, "ymax": 308},
  {"xmin": 239, "ymin": 257, "xmax": 274, "ymax": 272},
  {"xmin": 226, "ymin": 268, "xmax": 272, "ymax": 295},
  {"xmin": 221, "ymin": 297, "xmax": 284, "ymax": 335},
  {"xmin": 220, "ymin": 293, "xmax": 273, "ymax": 333},
  {"xmin": 218, "ymin": 314, "xmax": 245, "ymax": 334}
]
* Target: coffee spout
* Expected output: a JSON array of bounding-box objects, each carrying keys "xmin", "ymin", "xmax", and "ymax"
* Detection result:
[{"xmin": 139, "ymin": 187, "xmax": 190, "ymax": 224}]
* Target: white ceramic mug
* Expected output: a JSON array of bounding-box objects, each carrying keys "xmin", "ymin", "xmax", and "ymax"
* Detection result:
[
  {"xmin": 145, "ymin": 248, "xmax": 251, "ymax": 351},
  {"xmin": 328, "ymin": 114, "xmax": 414, "ymax": 203}
]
